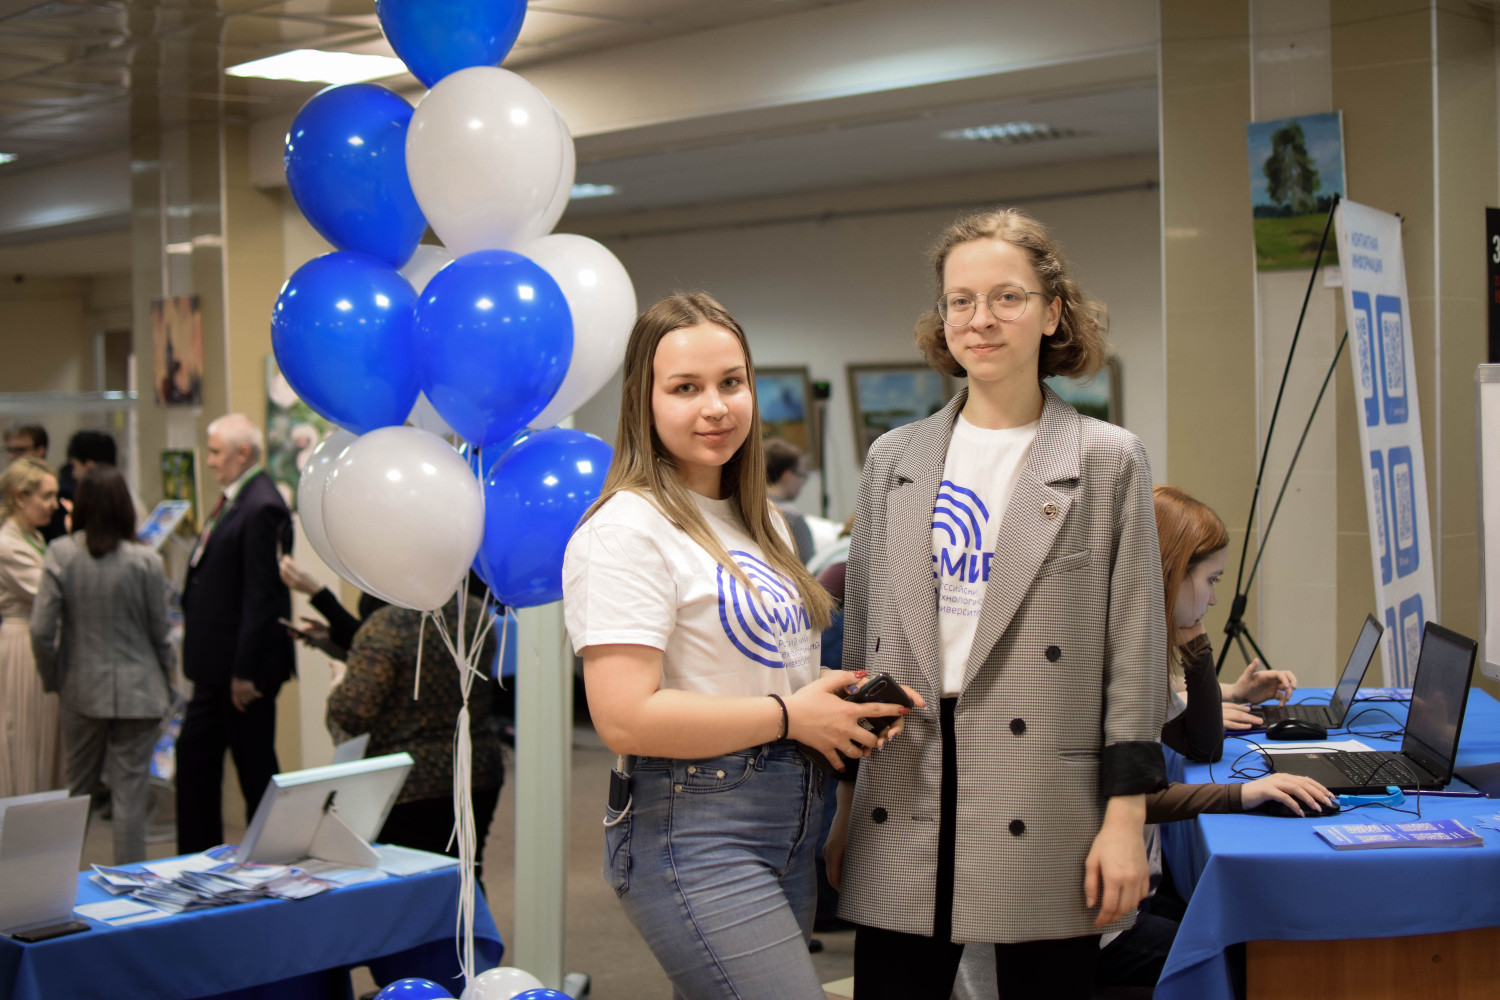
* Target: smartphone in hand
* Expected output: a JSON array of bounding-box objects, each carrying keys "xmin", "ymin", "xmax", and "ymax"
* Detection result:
[
  {"xmin": 844, "ymin": 673, "xmax": 914, "ymax": 738},
  {"xmin": 277, "ymin": 617, "xmax": 310, "ymax": 639}
]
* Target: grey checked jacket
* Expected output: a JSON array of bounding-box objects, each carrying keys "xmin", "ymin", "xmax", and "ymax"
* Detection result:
[
  {"xmin": 837, "ymin": 386, "xmax": 1168, "ymax": 943},
  {"xmin": 31, "ymin": 533, "xmax": 174, "ymax": 719}
]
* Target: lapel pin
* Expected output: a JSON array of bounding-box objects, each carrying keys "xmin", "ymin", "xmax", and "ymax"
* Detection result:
[{"xmin": 1041, "ymin": 502, "xmax": 1059, "ymax": 520}]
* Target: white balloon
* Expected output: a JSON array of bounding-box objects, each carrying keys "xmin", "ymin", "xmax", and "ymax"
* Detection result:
[
  {"xmin": 322, "ymin": 426, "xmax": 484, "ymax": 612},
  {"xmin": 407, "ymin": 392, "xmax": 455, "ymax": 438},
  {"xmin": 407, "ymin": 67, "xmax": 566, "ymax": 255},
  {"xmin": 400, "ymin": 244, "xmax": 454, "ymax": 293},
  {"xmin": 522, "ymin": 104, "xmax": 575, "ymax": 246},
  {"xmin": 522, "ymin": 234, "xmax": 637, "ymax": 429},
  {"xmin": 295, "ymin": 430, "xmax": 357, "ymax": 581},
  {"xmin": 460, "ymin": 966, "xmax": 545, "ymax": 1000}
]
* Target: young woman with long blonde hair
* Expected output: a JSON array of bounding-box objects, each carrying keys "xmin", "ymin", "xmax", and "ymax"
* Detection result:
[{"xmin": 562, "ymin": 291, "xmax": 921, "ymax": 998}]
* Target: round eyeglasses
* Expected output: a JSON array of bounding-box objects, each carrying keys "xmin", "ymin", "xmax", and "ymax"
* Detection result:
[{"xmin": 937, "ymin": 284, "xmax": 1047, "ymax": 326}]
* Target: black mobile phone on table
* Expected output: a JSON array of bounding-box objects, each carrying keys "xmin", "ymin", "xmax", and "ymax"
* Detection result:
[
  {"xmin": 11, "ymin": 920, "xmax": 90, "ymax": 942},
  {"xmin": 845, "ymin": 673, "xmax": 914, "ymax": 738}
]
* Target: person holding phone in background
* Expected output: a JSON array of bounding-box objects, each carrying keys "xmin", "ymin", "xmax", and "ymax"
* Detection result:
[
  {"xmin": 562, "ymin": 292, "xmax": 922, "ymax": 999},
  {"xmin": 825, "ymin": 208, "xmax": 1168, "ymax": 999}
]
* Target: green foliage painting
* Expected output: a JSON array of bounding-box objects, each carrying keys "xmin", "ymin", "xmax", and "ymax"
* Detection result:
[{"xmin": 1246, "ymin": 112, "xmax": 1345, "ymax": 271}]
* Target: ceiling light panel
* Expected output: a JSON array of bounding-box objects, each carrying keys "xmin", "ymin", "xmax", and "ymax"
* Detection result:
[
  {"xmin": 226, "ymin": 49, "xmax": 406, "ymax": 85},
  {"xmin": 939, "ymin": 122, "xmax": 1084, "ymax": 144}
]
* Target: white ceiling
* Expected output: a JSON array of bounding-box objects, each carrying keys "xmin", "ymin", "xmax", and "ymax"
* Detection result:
[{"xmin": 0, "ymin": 0, "xmax": 1160, "ymax": 274}]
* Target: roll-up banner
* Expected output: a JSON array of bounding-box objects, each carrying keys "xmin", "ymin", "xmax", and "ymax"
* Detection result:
[{"xmin": 1335, "ymin": 200, "xmax": 1437, "ymax": 685}]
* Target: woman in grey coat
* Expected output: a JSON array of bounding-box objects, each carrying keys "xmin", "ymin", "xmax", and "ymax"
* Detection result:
[
  {"xmin": 32, "ymin": 467, "xmax": 173, "ymax": 863},
  {"xmin": 825, "ymin": 208, "xmax": 1169, "ymax": 999}
]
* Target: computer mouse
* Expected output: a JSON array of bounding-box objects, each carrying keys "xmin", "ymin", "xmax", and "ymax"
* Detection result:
[
  {"xmin": 1264, "ymin": 719, "xmax": 1328, "ymax": 741},
  {"xmin": 1248, "ymin": 797, "xmax": 1342, "ymax": 818}
]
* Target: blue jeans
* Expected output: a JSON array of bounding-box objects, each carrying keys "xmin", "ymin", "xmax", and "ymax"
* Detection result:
[{"xmin": 603, "ymin": 742, "xmax": 825, "ymax": 1000}]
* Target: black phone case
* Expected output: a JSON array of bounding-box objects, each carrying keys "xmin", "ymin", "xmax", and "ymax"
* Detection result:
[
  {"xmin": 12, "ymin": 920, "xmax": 90, "ymax": 942},
  {"xmin": 846, "ymin": 674, "xmax": 913, "ymax": 738}
]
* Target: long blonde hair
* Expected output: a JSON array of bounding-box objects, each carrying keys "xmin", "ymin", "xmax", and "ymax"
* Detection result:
[
  {"xmin": 584, "ymin": 292, "xmax": 834, "ymax": 632},
  {"xmin": 0, "ymin": 456, "xmax": 56, "ymax": 526}
]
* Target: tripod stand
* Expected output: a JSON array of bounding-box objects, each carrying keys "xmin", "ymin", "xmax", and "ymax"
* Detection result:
[{"xmin": 1215, "ymin": 193, "xmax": 1347, "ymax": 676}]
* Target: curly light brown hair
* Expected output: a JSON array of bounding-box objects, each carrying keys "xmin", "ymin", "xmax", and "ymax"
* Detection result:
[{"xmin": 914, "ymin": 207, "xmax": 1109, "ymax": 380}]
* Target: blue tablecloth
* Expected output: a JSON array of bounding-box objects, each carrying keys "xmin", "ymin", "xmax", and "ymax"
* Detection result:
[
  {"xmin": 0, "ymin": 859, "xmax": 504, "ymax": 1000},
  {"xmin": 1156, "ymin": 688, "xmax": 1500, "ymax": 1000}
]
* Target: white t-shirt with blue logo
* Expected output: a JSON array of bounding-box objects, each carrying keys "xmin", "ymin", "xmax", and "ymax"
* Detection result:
[
  {"xmin": 933, "ymin": 414, "xmax": 1039, "ymax": 696},
  {"xmin": 562, "ymin": 490, "xmax": 820, "ymax": 697}
]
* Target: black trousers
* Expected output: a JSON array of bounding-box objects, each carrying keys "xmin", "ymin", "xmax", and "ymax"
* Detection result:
[
  {"xmin": 854, "ymin": 698, "xmax": 1101, "ymax": 1000},
  {"xmin": 175, "ymin": 681, "xmax": 280, "ymax": 853},
  {"xmin": 379, "ymin": 783, "xmax": 502, "ymax": 880}
]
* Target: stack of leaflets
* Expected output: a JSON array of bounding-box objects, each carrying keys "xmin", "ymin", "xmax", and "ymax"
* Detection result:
[
  {"xmin": 1313, "ymin": 818, "xmax": 1484, "ymax": 850},
  {"xmin": 88, "ymin": 853, "xmax": 337, "ymax": 915}
]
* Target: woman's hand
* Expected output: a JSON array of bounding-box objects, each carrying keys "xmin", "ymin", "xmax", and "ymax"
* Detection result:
[
  {"xmin": 1084, "ymin": 795, "xmax": 1149, "ymax": 928},
  {"xmin": 869, "ymin": 681, "xmax": 927, "ymax": 748},
  {"xmin": 279, "ymin": 555, "xmax": 321, "ymax": 596},
  {"xmin": 785, "ymin": 671, "xmax": 911, "ymax": 771},
  {"xmin": 1240, "ymin": 773, "xmax": 1336, "ymax": 816},
  {"xmin": 1221, "ymin": 703, "xmax": 1262, "ymax": 731},
  {"xmin": 1227, "ymin": 658, "xmax": 1298, "ymax": 705},
  {"xmin": 824, "ymin": 781, "xmax": 854, "ymax": 891}
]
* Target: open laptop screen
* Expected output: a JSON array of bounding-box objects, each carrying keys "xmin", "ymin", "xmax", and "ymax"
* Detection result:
[
  {"xmin": 1328, "ymin": 614, "xmax": 1384, "ymax": 722},
  {"xmin": 1401, "ymin": 623, "xmax": 1478, "ymax": 783}
]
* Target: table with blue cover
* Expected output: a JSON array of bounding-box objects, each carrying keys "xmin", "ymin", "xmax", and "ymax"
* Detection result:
[
  {"xmin": 0, "ymin": 859, "xmax": 504, "ymax": 1000},
  {"xmin": 1157, "ymin": 687, "xmax": 1500, "ymax": 1000}
]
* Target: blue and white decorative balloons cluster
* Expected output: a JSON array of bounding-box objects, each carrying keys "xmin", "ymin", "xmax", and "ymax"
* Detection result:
[{"xmin": 273, "ymin": 0, "xmax": 632, "ymax": 611}]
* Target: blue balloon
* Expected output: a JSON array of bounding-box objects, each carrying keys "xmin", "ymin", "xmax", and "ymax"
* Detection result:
[
  {"xmin": 285, "ymin": 84, "xmax": 426, "ymax": 268},
  {"xmin": 512, "ymin": 992, "xmax": 570, "ymax": 1000},
  {"xmin": 475, "ymin": 429, "xmax": 611, "ymax": 608},
  {"xmin": 416, "ymin": 250, "xmax": 572, "ymax": 448},
  {"xmin": 376, "ymin": 0, "xmax": 527, "ymax": 88},
  {"xmin": 374, "ymin": 978, "xmax": 452, "ymax": 1000},
  {"xmin": 272, "ymin": 252, "xmax": 420, "ymax": 434}
]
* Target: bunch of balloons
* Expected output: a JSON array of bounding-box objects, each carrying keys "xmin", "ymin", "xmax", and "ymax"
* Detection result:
[{"xmin": 272, "ymin": 0, "xmax": 632, "ymax": 612}]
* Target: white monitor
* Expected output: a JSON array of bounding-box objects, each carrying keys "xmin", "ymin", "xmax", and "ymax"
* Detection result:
[
  {"xmin": 235, "ymin": 752, "xmax": 412, "ymax": 865},
  {"xmin": 1478, "ymin": 365, "xmax": 1500, "ymax": 682}
]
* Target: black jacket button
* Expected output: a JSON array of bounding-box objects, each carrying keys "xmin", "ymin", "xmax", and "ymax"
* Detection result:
[
  {"xmin": 1010, "ymin": 718, "xmax": 1026, "ymax": 735},
  {"xmin": 872, "ymin": 807, "xmax": 888, "ymax": 824},
  {"xmin": 1045, "ymin": 645, "xmax": 1061, "ymax": 662},
  {"xmin": 1009, "ymin": 819, "xmax": 1026, "ymax": 836}
]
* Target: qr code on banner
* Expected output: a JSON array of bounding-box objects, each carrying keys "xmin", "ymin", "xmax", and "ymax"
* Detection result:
[
  {"xmin": 1371, "ymin": 469, "xmax": 1387, "ymax": 558},
  {"xmin": 1382, "ymin": 313, "xmax": 1405, "ymax": 397},
  {"xmin": 1392, "ymin": 461, "xmax": 1414, "ymax": 549},
  {"xmin": 1403, "ymin": 610, "xmax": 1422, "ymax": 673},
  {"xmin": 1355, "ymin": 312, "xmax": 1373, "ymax": 395}
]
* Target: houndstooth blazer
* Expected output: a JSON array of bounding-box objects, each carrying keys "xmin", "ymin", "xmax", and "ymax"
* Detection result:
[{"xmin": 837, "ymin": 385, "xmax": 1168, "ymax": 943}]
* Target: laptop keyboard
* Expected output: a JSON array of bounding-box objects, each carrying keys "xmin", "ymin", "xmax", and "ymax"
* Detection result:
[
  {"xmin": 1330, "ymin": 751, "xmax": 1420, "ymax": 787},
  {"xmin": 1257, "ymin": 704, "xmax": 1333, "ymax": 726}
]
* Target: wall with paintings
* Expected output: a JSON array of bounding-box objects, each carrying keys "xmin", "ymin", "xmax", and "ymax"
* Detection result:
[{"xmin": 571, "ymin": 153, "xmax": 1165, "ymax": 522}]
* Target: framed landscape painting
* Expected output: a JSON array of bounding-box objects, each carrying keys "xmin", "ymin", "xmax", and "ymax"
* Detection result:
[
  {"xmin": 847, "ymin": 364, "xmax": 955, "ymax": 461},
  {"xmin": 756, "ymin": 366, "xmax": 819, "ymax": 469}
]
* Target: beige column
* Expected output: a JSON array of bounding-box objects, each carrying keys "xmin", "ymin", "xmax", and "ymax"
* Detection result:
[
  {"xmin": 130, "ymin": 35, "xmax": 305, "ymax": 823},
  {"xmin": 1331, "ymin": 0, "xmax": 1495, "ymax": 689},
  {"xmin": 1160, "ymin": 0, "xmax": 1261, "ymax": 660}
]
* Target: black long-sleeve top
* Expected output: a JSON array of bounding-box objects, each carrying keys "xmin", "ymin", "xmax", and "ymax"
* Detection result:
[{"xmin": 1159, "ymin": 633, "xmax": 1225, "ymax": 763}]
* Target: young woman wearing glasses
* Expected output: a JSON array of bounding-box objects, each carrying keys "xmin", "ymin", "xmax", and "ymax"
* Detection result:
[{"xmin": 824, "ymin": 208, "xmax": 1168, "ymax": 999}]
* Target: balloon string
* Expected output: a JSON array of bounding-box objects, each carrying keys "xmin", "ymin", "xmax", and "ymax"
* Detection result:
[{"xmin": 414, "ymin": 612, "xmax": 425, "ymax": 702}]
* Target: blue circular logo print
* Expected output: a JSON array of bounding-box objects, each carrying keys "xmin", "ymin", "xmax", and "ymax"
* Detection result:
[{"xmin": 717, "ymin": 550, "xmax": 809, "ymax": 669}]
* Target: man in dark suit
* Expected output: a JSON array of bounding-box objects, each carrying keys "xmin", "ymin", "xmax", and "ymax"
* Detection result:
[{"xmin": 176, "ymin": 413, "xmax": 295, "ymax": 852}]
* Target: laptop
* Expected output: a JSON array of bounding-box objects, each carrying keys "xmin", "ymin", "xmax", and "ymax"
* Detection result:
[
  {"xmin": 1270, "ymin": 622, "xmax": 1478, "ymax": 793},
  {"xmin": 1246, "ymin": 613, "xmax": 1383, "ymax": 730}
]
